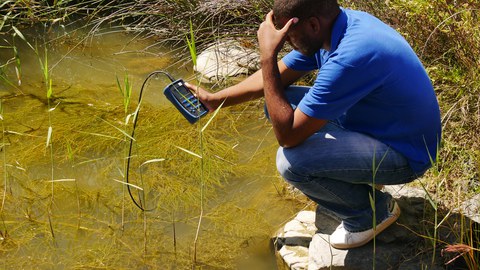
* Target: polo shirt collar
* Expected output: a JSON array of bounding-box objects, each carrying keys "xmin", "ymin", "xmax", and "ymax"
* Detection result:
[{"xmin": 329, "ymin": 8, "xmax": 348, "ymax": 52}]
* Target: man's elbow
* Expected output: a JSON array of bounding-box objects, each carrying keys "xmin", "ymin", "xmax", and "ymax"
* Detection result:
[{"xmin": 277, "ymin": 137, "xmax": 302, "ymax": 149}]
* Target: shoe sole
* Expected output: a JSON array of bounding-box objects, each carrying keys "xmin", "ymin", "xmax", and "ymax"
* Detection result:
[{"xmin": 331, "ymin": 201, "xmax": 401, "ymax": 249}]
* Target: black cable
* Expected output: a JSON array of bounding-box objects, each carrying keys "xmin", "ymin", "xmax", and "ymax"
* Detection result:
[{"xmin": 126, "ymin": 70, "xmax": 176, "ymax": 211}]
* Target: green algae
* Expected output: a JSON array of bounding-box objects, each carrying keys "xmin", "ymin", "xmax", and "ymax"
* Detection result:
[{"xmin": 0, "ymin": 29, "xmax": 303, "ymax": 269}]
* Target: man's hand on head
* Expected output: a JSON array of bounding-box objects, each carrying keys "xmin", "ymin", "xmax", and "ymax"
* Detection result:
[
  {"xmin": 257, "ymin": 11, "xmax": 298, "ymax": 61},
  {"xmin": 258, "ymin": 11, "xmax": 327, "ymax": 148}
]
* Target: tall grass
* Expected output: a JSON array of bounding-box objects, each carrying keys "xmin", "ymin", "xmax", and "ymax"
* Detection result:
[
  {"xmin": 1, "ymin": 0, "xmax": 271, "ymax": 77},
  {"xmin": 185, "ymin": 19, "xmax": 205, "ymax": 267},
  {"xmin": 0, "ymin": 100, "xmax": 6, "ymax": 215},
  {"xmin": 42, "ymin": 47, "xmax": 57, "ymax": 242},
  {"xmin": 11, "ymin": 25, "xmax": 59, "ymax": 241},
  {"xmin": 184, "ymin": 18, "xmax": 229, "ymax": 267},
  {"xmin": 116, "ymin": 71, "xmax": 133, "ymax": 230}
]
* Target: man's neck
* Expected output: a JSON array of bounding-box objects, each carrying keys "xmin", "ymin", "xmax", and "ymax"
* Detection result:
[{"xmin": 322, "ymin": 8, "xmax": 341, "ymax": 51}]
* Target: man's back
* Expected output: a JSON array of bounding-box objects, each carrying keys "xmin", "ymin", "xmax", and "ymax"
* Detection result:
[{"xmin": 282, "ymin": 8, "xmax": 441, "ymax": 173}]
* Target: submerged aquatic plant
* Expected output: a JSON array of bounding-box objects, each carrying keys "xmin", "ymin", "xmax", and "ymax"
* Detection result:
[
  {"xmin": 0, "ymin": 100, "xmax": 6, "ymax": 215},
  {"xmin": 116, "ymin": 71, "xmax": 133, "ymax": 230},
  {"xmin": 42, "ymin": 47, "xmax": 57, "ymax": 242},
  {"xmin": 0, "ymin": 7, "xmax": 275, "ymax": 267},
  {"xmin": 185, "ymin": 19, "xmax": 203, "ymax": 266},
  {"xmin": 184, "ymin": 19, "xmax": 230, "ymax": 266}
]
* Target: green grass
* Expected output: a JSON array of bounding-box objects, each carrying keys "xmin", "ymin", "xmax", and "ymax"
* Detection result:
[
  {"xmin": 116, "ymin": 71, "xmax": 133, "ymax": 230},
  {"xmin": 0, "ymin": 100, "xmax": 7, "ymax": 216},
  {"xmin": 0, "ymin": 88, "xmax": 267, "ymax": 268}
]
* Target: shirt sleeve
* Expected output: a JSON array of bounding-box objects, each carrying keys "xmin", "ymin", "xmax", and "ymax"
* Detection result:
[
  {"xmin": 298, "ymin": 57, "xmax": 386, "ymax": 120},
  {"xmin": 281, "ymin": 50, "xmax": 318, "ymax": 71}
]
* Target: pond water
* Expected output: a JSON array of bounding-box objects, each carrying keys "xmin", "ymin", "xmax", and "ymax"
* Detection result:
[{"xmin": 0, "ymin": 24, "xmax": 308, "ymax": 268}]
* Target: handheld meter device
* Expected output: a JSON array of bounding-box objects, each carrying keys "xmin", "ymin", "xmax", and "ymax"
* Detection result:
[{"xmin": 163, "ymin": 79, "xmax": 209, "ymax": 124}]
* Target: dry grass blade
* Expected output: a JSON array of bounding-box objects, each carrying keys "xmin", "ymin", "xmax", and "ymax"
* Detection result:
[
  {"xmin": 201, "ymin": 99, "xmax": 225, "ymax": 133},
  {"xmin": 140, "ymin": 159, "xmax": 166, "ymax": 167},
  {"xmin": 98, "ymin": 117, "xmax": 136, "ymax": 141},
  {"xmin": 76, "ymin": 131, "xmax": 122, "ymax": 141},
  {"xmin": 442, "ymin": 244, "xmax": 479, "ymax": 265},
  {"xmin": 46, "ymin": 179, "xmax": 76, "ymax": 183},
  {"xmin": 5, "ymin": 130, "xmax": 42, "ymax": 137},
  {"xmin": 6, "ymin": 164, "xmax": 26, "ymax": 171},
  {"xmin": 174, "ymin": 145, "xmax": 202, "ymax": 159},
  {"xmin": 113, "ymin": 179, "xmax": 144, "ymax": 191},
  {"xmin": 73, "ymin": 158, "xmax": 107, "ymax": 167},
  {"xmin": 46, "ymin": 126, "xmax": 52, "ymax": 148}
]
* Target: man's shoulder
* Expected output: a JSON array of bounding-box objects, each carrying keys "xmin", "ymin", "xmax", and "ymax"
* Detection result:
[
  {"xmin": 334, "ymin": 9, "xmax": 410, "ymax": 65},
  {"xmin": 343, "ymin": 8, "xmax": 384, "ymax": 25}
]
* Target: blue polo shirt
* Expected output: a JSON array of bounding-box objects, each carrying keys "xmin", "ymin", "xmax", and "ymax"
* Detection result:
[{"xmin": 282, "ymin": 9, "xmax": 441, "ymax": 173}]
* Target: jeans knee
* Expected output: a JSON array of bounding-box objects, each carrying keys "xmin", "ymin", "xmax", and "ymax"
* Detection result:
[{"xmin": 276, "ymin": 147, "xmax": 303, "ymax": 182}]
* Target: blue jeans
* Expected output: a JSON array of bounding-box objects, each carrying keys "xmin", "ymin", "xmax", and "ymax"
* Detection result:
[{"xmin": 269, "ymin": 86, "xmax": 425, "ymax": 232}]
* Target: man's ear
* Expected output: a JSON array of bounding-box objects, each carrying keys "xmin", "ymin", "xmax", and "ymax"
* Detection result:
[{"xmin": 307, "ymin": 16, "xmax": 322, "ymax": 33}]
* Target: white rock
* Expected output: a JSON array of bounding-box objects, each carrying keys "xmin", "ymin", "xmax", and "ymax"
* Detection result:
[
  {"xmin": 308, "ymin": 233, "xmax": 347, "ymax": 270},
  {"xmin": 284, "ymin": 230, "xmax": 313, "ymax": 239},
  {"xmin": 280, "ymin": 245, "xmax": 309, "ymax": 270},
  {"xmin": 194, "ymin": 39, "xmax": 259, "ymax": 83},
  {"xmin": 460, "ymin": 193, "xmax": 480, "ymax": 223},
  {"xmin": 296, "ymin": 211, "xmax": 316, "ymax": 224},
  {"xmin": 383, "ymin": 184, "xmax": 427, "ymax": 199},
  {"xmin": 284, "ymin": 219, "xmax": 305, "ymax": 232}
]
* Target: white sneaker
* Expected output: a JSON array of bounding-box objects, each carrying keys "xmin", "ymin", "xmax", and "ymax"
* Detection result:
[{"xmin": 330, "ymin": 200, "xmax": 401, "ymax": 249}]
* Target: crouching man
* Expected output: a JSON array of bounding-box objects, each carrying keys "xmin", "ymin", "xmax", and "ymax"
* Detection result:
[{"xmin": 186, "ymin": 0, "xmax": 441, "ymax": 249}]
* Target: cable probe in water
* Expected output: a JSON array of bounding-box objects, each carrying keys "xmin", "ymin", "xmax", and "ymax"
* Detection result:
[
  {"xmin": 125, "ymin": 70, "xmax": 209, "ymax": 211},
  {"xmin": 126, "ymin": 70, "xmax": 175, "ymax": 211}
]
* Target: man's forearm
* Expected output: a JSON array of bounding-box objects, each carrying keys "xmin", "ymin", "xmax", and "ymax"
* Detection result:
[
  {"xmin": 206, "ymin": 70, "xmax": 265, "ymax": 108},
  {"xmin": 262, "ymin": 57, "xmax": 295, "ymax": 146},
  {"xmin": 206, "ymin": 60, "xmax": 307, "ymax": 108}
]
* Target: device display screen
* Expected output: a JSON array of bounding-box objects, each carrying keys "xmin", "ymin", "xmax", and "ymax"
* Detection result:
[{"xmin": 163, "ymin": 79, "xmax": 208, "ymax": 123}]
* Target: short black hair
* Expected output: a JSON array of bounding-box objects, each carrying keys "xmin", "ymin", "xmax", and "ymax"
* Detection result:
[{"xmin": 273, "ymin": 0, "xmax": 340, "ymax": 21}]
